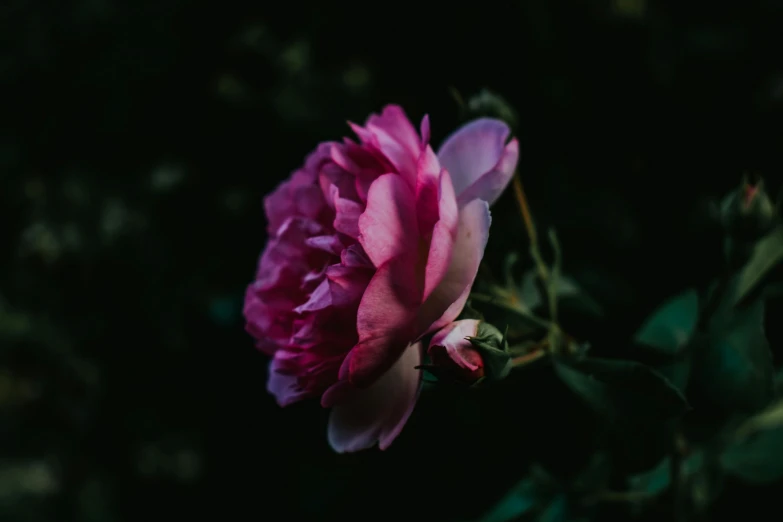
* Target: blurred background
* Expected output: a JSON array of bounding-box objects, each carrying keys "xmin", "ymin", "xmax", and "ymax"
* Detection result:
[{"xmin": 2, "ymin": 0, "xmax": 783, "ymax": 520}]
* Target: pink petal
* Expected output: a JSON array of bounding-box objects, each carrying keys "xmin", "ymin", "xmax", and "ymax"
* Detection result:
[
  {"xmin": 436, "ymin": 118, "xmax": 511, "ymax": 198},
  {"xmin": 429, "ymin": 319, "xmax": 481, "ymax": 370},
  {"xmin": 294, "ymin": 278, "xmax": 332, "ymax": 313},
  {"xmin": 267, "ymin": 358, "xmax": 312, "ymax": 407},
  {"xmin": 457, "ymin": 138, "xmax": 520, "ymax": 207},
  {"xmin": 358, "ymin": 173, "xmax": 419, "ymax": 268},
  {"xmin": 364, "ymin": 105, "xmax": 422, "ymax": 186},
  {"xmin": 420, "ymin": 115, "xmax": 431, "ymax": 147},
  {"xmin": 340, "ymin": 245, "xmax": 372, "ymax": 268},
  {"xmin": 422, "ymin": 170, "xmax": 459, "ymax": 301},
  {"xmin": 416, "ymin": 199, "xmax": 492, "ymax": 335},
  {"xmin": 341, "ymin": 254, "xmax": 422, "ymax": 387},
  {"xmin": 327, "ymin": 343, "xmax": 422, "ymax": 453},
  {"xmin": 306, "ymin": 235, "xmax": 344, "ymax": 255},
  {"xmin": 414, "ymin": 146, "xmax": 443, "ymax": 235},
  {"xmin": 325, "ymin": 265, "xmax": 373, "ymax": 307},
  {"xmin": 333, "ymin": 198, "xmax": 363, "ymax": 238}
]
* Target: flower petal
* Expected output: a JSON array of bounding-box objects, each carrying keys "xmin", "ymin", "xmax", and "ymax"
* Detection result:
[
  {"xmin": 358, "ymin": 173, "xmax": 419, "ymax": 268},
  {"xmin": 267, "ymin": 357, "xmax": 311, "ymax": 407},
  {"xmin": 417, "ymin": 199, "xmax": 491, "ymax": 335},
  {"xmin": 327, "ymin": 343, "xmax": 422, "ymax": 452},
  {"xmin": 429, "ymin": 319, "xmax": 481, "ymax": 370},
  {"xmin": 456, "ymin": 138, "xmax": 519, "ymax": 207},
  {"xmin": 333, "ymin": 197, "xmax": 363, "ymax": 238},
  {"xmin": 422, "ymin": 169, "xmax": 459, "ymax": 301},
  {"xmin": 341, "ymin": 253, "xmax": 421, "ymax": 387},
  {"xmin": 436, "ymin": 118, "xmax": 511, "ymax": 197}
]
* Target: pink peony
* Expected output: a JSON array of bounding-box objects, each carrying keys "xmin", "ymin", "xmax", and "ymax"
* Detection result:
[{"xmin": 244, "ymin": 105, "xmax": 518, "ymax": 452}]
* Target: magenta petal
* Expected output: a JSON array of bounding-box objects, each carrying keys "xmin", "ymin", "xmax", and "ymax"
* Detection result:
[
  {"xmin": 294, "ymin": 278, "xmax": 332, "ymax": 313},
  {"xmin": 416, "ymin": 199, "xmax": 492, "ymax": 335},
  {"xmin": 327, "ymin": 343, "xmax": 422, "ymax": 453},
  {"xmin": 306, "ymin": 235, "xmax": 344, "ymax": 255},
  {"xmin": 267, "ymin": 358, "xmax": 311, "ymax": 407},
  {"xmin": 457, "ymin": 138, "xmax": 520, "ymax": 207},
  {"xmin": 358, "ymin": 173, "xmax": 418, "ymax": 268},
  {"xmin": 436, "ymin": 118, "xmax": 511, "ymax": 197},
  {"xmin": 333, "ymin": 198, "xmax": 363, "ymax": 238},
  {"xmin": 420, "ymin": 114, "xmax": 431, "ymax": 147}
]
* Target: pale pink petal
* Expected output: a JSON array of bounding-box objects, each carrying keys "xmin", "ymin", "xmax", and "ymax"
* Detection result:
[
  {"xmin": 267, "ymin": 358, "xmax": 311, "ymax": 407},
  {"xmin": 327, "ymin": 343, "xmax": 422, "ymax": 453},
  {"xmin": 429, "ymin": 319, "xmax": 481, "ymax": 370},
  {"xmin": 422, "ymin": 170, "xmax": 459, "ymax": 301},
  {"xmin": 358, "ymin": 173, "xmax": 419, "ymax": 268},
  {"xmin": 457, "ymin": 138, "xmax": 520, "ymax": 207},
  {"xmin": 416, "ymin": 199, "xmax": 491, "ymax": 335},
  {"xmin": 436, "ymin": 118, "xmax": 511, "ymax": 197}
]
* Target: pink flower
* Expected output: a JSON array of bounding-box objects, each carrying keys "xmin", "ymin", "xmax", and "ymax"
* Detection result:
[
  {"xmin": 244, "ymin": 105, "xmax": 519, "ymax": 452},
  {"xmin": 428, "ymin": 320, "xmax": 485, "ymax": 384}
]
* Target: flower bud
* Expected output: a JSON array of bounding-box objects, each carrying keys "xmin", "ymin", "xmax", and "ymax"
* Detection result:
[
  {"xmin": 426, "ymin": 320, "xmax": 511, "ymax": 385},
  {"xmin": 719, "ymin": 175, "xmax": 777, "ymax": 238}
]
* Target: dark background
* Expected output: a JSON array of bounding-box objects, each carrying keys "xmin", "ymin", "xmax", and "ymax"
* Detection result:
[{"xmin": 2, "ymin": 0, "xmax": 782, "ymax": 520}]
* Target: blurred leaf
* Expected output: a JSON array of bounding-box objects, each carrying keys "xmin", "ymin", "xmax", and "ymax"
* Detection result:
[
  {"xmin": 721, "ymin": 398, "xmax": 783, "ymax": 483},
  {"xmin": 734, "ymin": 225, "xmax": 783, "ymax": 305},
  {"xmin": 628, "ymin": 452, "xmax": 704, "ymax": 496},
  {"xmin": 479, "ymin": 478, "xmax": 539, "ymax": 522},
  {"xmin": 634, "ymin": 289, "xmax": 699, "ymax": 354},
  {"xmin": 553, "ymin": 356, "xmax": 690, "ymax": 423},
  {"xmin": 520, "ymin": 271, "xmax": 604, "ymax": 318},
  {"xmin": 696, "ymin": 280, "xmax": 774, "ymax": 413},
  {"xmin": 721, "ymin": 424, "xmax": 783, "ymax": 483},
  {"xmin": 536, "ymin": 494, "xmax": 567, "ymax": 522}
]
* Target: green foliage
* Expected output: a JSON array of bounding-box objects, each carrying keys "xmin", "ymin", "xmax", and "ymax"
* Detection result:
[
  {"xmin": 553, "ymin": 356, "xmax": 690, "ymax": 424},
  {"xmin": 634, "ymin": 289, "xmax": 699, "ymax": 355},
  {"xmin": 734, "ymin": 225, "xmax": 783, "ymax": 304},
  {"xmin": 720, "ymin": 398, "xmax": 783, "ymax": 483},
  {"xmin": 692, "ymin": 275, "xmax": 775, "ymax": 414}
]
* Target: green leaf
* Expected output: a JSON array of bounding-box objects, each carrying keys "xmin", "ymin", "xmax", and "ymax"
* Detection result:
[
  {"xmin": 634, "ymin": 289, "xmax": 699, "ymax": 354},
  {"xmin": 480, "ymin": 478, "xmax": 539, "ymax": 522},
  {"xmin": 721, "ymin": 428, "xmax": 783, "ymax": 483},
  {"xmin": 553, "ymin": 356, "xmax": 690, "ymax": 423},
  {"xmin": 536, "ymin": 495, "xmax": 567, "ymax": 522},
  {"xmin": 628, "ymin": 452, "xmax": 704, "ymax": 496},
  {"xmin": 721, "ymin": 398, "xmax": 783, "ymax": 483},
  {"xmin": 696, "ymin": 281, "xmax": 774, "ymax": 413},
  {"xmin": 734, "ymin": 224, "xmax": 783, "ymax": 305},
  {"xmin": 520, "ymin": 271, "xmax": 604, "ymax": 317}
]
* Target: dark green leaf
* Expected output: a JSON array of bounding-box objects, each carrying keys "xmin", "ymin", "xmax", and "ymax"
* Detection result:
[
  {"xmin": 696, "ymin": 283, "xmax": 774, "ymax": 413},
  {"xmin": 628, "ymin": 452, "xmax": 704, "ymax": 496},
  {"xmin": 721, "ymin": 398, "xmax": 783, "ymax": 483},
  {"xmin": 480, "ymin": 478, "xmax": 539, "ymax": 522},
  {"xmin": 721, "ymin": 427, "xmax": 783, "ymax": 483},
  {"xmin": 536, "ymin": 495, "xmax": 567, "ymax": 522},
  {"xmin": 734, "ymin": 225, "xmax": 783, "ymax": 305},
  {"xmin": 553, "ymin": 356, "xmax": 690, "ymax": 423},
  {"xmin": 634, "ymin": 289, "xmax": 699, "ymax": 354},
  {"xmin": 520, "ymin": 271, "xmax": 604, "ymax": 317}
]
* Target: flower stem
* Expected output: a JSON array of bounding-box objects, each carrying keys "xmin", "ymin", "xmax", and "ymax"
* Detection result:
[{"xmin": 512, "ymin": 174, "xmax": 551, "ymax": 280}]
